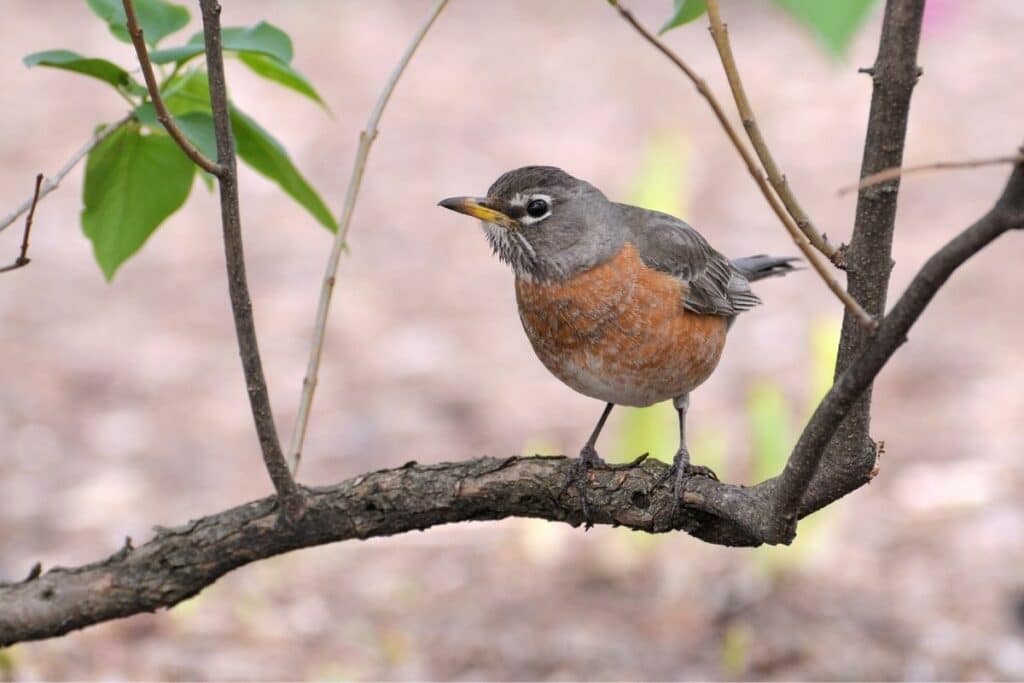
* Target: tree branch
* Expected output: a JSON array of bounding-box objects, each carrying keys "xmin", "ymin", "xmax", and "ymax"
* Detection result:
[
  {"xmin": 122, "ymin": 0, "xmax": 223, "ymax": 176},
  {"xmin": 198, "ymin": 0, "xmax": 302, "ymax": 519},
  {"xmin": 0, "ymin": 174, "xmax": 42, "ymax": 274},
  {"xmin": 798, "ymin": 0, "xmax": 927, "ymax": 519},
  {"xmin": 838, "ymin": 151, "xmax": 1024, "ymax": 195},
  {"xmin": 287, "ymin": 0, "xmax": 450, "ymax": 474},
  {"xmin": 704, "ymin": 0, "xmax": 840, "ymax": 264},
  {"xmin": 0, "ymin": 114, "xmax": 132, "ymax": 234},
  {"xmin": 608, "ymin": 0, "xmax": 876, "ymax": 330},
  {"xmin": 768, "ymin": 159, "xmax": 1024, "ymax": 539},
  {"xmin": 5, "ymin": 172, "xmax": 1023, "ymax": 641}
]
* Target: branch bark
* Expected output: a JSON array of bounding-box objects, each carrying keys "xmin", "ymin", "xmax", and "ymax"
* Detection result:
[
  {"xmin": 608, "ymin": 0, "xmax": 876, "ymax": 330},
  {"xmin": 287, "ymin": 0, "xmax": 450, "ymax": 474},
  {"xmin": 198, "ymin": 0, "xmax": 302, "ymax": 519},
  {"xmin": 122, "ymin": 0, "xmax": 223, "ymax": 175}
]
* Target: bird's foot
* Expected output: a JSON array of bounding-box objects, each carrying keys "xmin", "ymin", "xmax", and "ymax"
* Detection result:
[
  {"xmin": 560, "ymin": 444, "xmax": 607, "ymax": 529},
  {"xmin": 656, "ymin": 449, "xmax": 718, "ymax": 520}
]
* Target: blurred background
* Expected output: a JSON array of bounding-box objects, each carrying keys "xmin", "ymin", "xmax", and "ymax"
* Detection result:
[{"xmin": 2, "ymin": 0, "xmax": 1023, "ymax": 679}]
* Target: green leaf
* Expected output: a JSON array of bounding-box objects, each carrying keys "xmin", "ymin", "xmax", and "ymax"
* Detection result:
[
  {"xmin": 659, "ymin": 0, "xmax": 708, "ymax": 34},
  {"xmin": 231, "ymin": 106, "xmax": 338, "ymax": 231},
  {"xmin": 86, "ymin": 0, "xmax": 190, "ymax": 47},
  {"xmin": 237, "ymin": 52, "xmax": 326, "ymax": 107},
  {"xmin": 150, "ymin": 21, "xmax": 294, "ymax": 65},
  {"xmin": 774, "ymin": 0, "xmax": 880, "ymax": 56},
  {"xmin": 23, "ymin": 49, "xmax": 142, "ymax": 92},
  {"xmin": 157, "ymin": 69, "xmax": 335, "ymax": 229},
  {"xmin": 82, "ymin": 122, "xmax": 195, "ymax": 279}
]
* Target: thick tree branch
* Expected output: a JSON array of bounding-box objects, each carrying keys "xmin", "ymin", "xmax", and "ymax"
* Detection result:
[
  {"xmin": 4, "ymin": 156, "xmax": 1021, "ymax": 634},
  {"xmin": 0, "ymin": 114, "xmax": 132, "ymax": 234},
  {"xmin": 608, "ymin": 0, "xmax": 876, "ymax": 330},
  {"xmin": 798, "ymin": 0, "xmax": 927, "ymax": 518},
  {"xmin": 839, "ymin": 150, "xmax": 1024, "ymax": 195},
  {"xmin": 122, "ymin": 0, "xmax": 223, "ymax": 176},
  {"xmin": 0, "ymin": 174, "xmax": 42, "ymax": 274},
  {"xmin": 288, "ymin": 0, "xmax": 450, "ymax": 475},
  {"xmin": 704, "ymin": 0, "xmax": 839, "ymax": 263},
  {"xmin": 198, "ymin": 0, "xmax": 302, "ymax": 519}
]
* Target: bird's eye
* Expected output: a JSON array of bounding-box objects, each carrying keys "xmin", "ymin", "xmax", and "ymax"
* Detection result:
[{"xmin": 526, "ymin": 198, "xmax": 549, "ymax": 218}]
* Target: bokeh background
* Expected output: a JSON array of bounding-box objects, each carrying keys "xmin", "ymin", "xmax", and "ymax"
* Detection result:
[{"xmin": 2, "ymin": 0, "xmax": 1023, "ymax": 679}]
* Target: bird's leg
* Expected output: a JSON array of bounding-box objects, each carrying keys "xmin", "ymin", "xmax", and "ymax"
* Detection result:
[
  {"xmin": 661, "ymin": 394, "xmax": 718, "ymax": 517},
  {"xmin": 560, "ymin": 402, "xmax": 614, "ymax": 528}
]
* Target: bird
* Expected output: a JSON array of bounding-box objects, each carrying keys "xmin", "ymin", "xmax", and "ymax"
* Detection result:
[{"xmin": 439, "ymin": 166, "xmax": 797, "ymax": 523}]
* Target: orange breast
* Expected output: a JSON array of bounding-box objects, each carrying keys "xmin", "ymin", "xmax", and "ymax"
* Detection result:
[{"xmin": 514, "ymin": 242, "xmax": 729, "ymax": 407}]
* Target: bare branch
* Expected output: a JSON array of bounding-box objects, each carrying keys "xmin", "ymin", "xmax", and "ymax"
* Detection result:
[
  {"xmin": 704, "ymin": 0, "xmax": 840, "ymax": 263},
  {"xmin": 122, "ymin": 0, "xmax": 223, "ymax": 176},
  {"xmin": 0, "ymin": 174, "xmax": 43, "ymax": 274},
  {"xmin": 287, "ymin": 0, "xmax": 450, "ymax": 474},
  {"xmin": 198, "ymin": 0, "xmax": 302, "ymax": 519},
  {"xmin": 608, "ymin": 0, "xmax": 877, "ymax": 330},
  {"xmin": 0, "ymin": 114, "xmax": 132, "ymax": 234},
  {"xmin": 838, "ymin": 152, "xmax": 1024, "ymax": 195}
]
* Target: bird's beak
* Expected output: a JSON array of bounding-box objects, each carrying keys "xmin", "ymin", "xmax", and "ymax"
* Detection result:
[{"xmin": 438, "ymin": 196, "xmax": 517, "ymax": 229}]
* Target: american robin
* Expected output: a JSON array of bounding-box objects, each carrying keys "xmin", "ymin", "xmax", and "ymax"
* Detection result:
[{"xmin": 439, "ymin": 166, "xmax": 796, "ymax": 521}]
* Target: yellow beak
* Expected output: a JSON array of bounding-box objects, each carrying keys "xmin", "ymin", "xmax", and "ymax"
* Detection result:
[{"xmin": 438, "ymin": 196, "xmax": 517, "ymax": 229}]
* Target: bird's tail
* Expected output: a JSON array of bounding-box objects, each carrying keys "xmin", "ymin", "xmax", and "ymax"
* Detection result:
[{"xmin": 731, "ymin": 254, "xmax": 800, "ymax": 282}]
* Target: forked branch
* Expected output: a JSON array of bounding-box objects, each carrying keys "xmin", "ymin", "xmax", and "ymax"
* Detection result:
[
  {"xmin": 122, "ymin": 0, "xmax": 223, "ymax": 175},
  {"xmin": 197, "ymin": 0, "xmax": 303, "ymax": 518}
]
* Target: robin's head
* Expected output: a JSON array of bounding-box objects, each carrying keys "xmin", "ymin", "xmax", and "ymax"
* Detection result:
[{"xmin": 439, "ymin": 166, "xmax": 623, "ymax": 281}]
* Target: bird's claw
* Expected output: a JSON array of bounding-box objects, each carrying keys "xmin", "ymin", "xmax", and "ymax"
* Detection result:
[
  {"xmin": 656, "ymin": 452, "xmax": 718, "ymax": 520},
  {"xmin": 559, "ymin": 445, "xmax": 607, "ymax": 529}
]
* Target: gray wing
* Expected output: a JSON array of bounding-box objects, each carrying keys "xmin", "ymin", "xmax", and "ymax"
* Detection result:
[{"xmin": 623, "ymin": 205, "xmax": 761, "ymax": 316}]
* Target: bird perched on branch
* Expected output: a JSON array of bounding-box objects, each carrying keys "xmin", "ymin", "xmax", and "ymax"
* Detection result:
[{"xmin": 439, "ymin": 166, "xmax": 796, "ymax": 524}]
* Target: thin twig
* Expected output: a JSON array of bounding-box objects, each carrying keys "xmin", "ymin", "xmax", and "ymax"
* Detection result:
[
  {"xmin": 287, "ymin": 0, "xmax": 450, "ymax": 475},
  {"xmin": 839, "ymin": 152, "xmax": 1024, "ymax": 195},
  {"xmin": 0, "ymin": 174, "xmax": 43, "ymax": 274},
  {"xmin": 609, "ymin": 0, "xmax": 877, "ymax": 330},
  {"xmin": 0, "ymin": 114, "xmax": 132, "ymax": 234},
  {"xmin": 198, "ymin": 0, "xmax": 303, "ymax": 519},
  {"xmin": 704, "ymin": 0, "xmax": 840, "ymax": 264},
  {"xmin": 122, "ymin": 0, "xmax": 223, "ymax": 176}
]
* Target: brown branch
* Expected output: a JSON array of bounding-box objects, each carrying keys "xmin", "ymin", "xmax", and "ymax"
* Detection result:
[
  {"xmin": 122, "ymin": 0, "xmax": 223, "ymax": 176},
  {"xmin": 608, "ymin": 0, "xmax": 876, "ymax": 330},
  {"xmin": 4, "ymin": 171, "xmax": 1023, "ymax": 639},
  {"xmin": 0, "ymin": 174, "xmax": 42, "ymax": 274},
  {"xmin": 0, "ymin": 114, "xmax": 133, "ymax": 234},
  {"xmin": 704, "ymin": 0, "xmax": 840, "ymax": 264},
  {"xmin": 197, "ymin": 0, "xmax": 303, "ymax": 519},
  {"xmin": 838, "ymin": 152, "xmax": 1024, "ymax": 196},
  {"xmin": 288, "ymin": 0, "xmax": 450, "ymax": 475},
  {"xmin": 793, "ymin": 0, "xmax": 928, "ymax": 523},
  {"xmin": 3, "ymin": 153, "xmax": 1021, "ymax": 636},
  {"xmin": 768, "ymin": 158, "xmax": 1024, "ymax": 539}
]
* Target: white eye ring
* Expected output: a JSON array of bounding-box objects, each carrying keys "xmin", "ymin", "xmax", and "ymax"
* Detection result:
[{"xmin": 520, "ymin": 194, "xmax": 552, "ymax": 225}]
